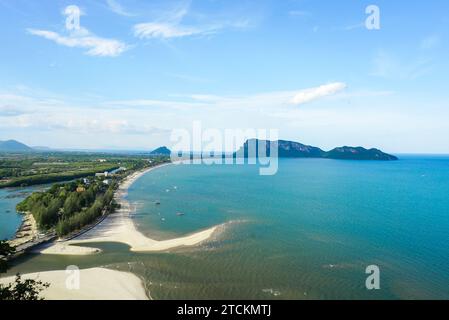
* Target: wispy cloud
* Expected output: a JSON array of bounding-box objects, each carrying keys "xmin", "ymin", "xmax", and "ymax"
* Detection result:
[
  {"xmin": 106, "ymin": 0, "xmax": 135, "ymax": 17},
  {"xmin": 27, "ymin": 6, "xmax": 128, "ymax": 57},
  {"xmin": 370, "ymin": 49, "xmax": 433, "ymax": 80},
  {"xmin": 0, "ymin": 91, "xmax": 169, "ymax": 137},
  {"xmin": 0, "ymin": 105, "xmax": 30, "ymax": 117},
  {"xmin": 421, "ymin": 35, "xmax": 441, "ymax": 50},
  {"xmin": 343, "ymin": 22, "xmax": 364, "ymax": 31},
  {"xmin": 289, "ymin": 10, "xmax": 311, "ymax": 17},
  {"xmin": 1, "ymin": 85, "xmax": 426, "ymax": 152},
  {"xmin": 134, "ymin": 23, "xmax": 210, "ymax": 39},
  {"xmin": 106, "ymin": 82, "xmax": 348, "ymax": 110},
  {"xmin": 290, "ymin": 83, "xmax": 347, "ymax": 105},
  {"xmin": 28, "ymin": 28, "xmax": 128, "ymax": 57},
  {"xmin": 133, "ymin": 2, "xmax": 251, "ymax": 39}
]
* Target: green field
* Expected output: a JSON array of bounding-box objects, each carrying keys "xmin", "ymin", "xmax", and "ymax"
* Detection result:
[{"xmin": 0, "ymin": 152, "xmax": 169, "ymax": 188}]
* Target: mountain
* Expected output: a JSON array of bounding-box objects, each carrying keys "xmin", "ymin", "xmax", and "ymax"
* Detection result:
[
  {"xmin": 235, "ymin": 139, "xmax": 398, "ymax": 161},
  {"xmin": 277, "ymin": 140, "xmax": 325, "ymax": 158},
  {"xmin": 149, "ymin": 146, "xmax": 171, "ymax": 156},
  {"xmin": 325, "ymin": 146, "xmax": 398, "ymax": 161},
  {"xmin": 235, "ymin": 139, "xmax": 325, "ymax": 158},
  {"xmin": 0, "ymin": 140, "xmax": 33, "ymax": 152}
]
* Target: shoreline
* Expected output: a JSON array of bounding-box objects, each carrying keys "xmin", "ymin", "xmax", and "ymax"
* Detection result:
[
  {"xmin": 0, "ymin": 268, "xmax": 148, "ymax": 300},
  {"xmin": 35, "ymin": 162, "xmax": 221, "ymax": 255},
  {"xmin": 7, "ymin": 213, "xmax": 38, "ymax": 248}
]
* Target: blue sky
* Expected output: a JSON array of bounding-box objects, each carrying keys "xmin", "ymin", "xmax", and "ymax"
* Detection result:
[{"xmin": 0, "ymin": 0, "xmax": 448, "ymax": 153}]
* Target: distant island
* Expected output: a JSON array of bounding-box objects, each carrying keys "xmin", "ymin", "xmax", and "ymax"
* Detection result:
[
  {"xmin": 149, "ymin": 146, "xmax": 171, "ymax": 156},
  {"xmin": 235, "ymin": 139, "xmax": 398, "ymax": 161}
]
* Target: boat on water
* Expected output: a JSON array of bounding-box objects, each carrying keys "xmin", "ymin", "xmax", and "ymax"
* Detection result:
[{"xmin": 176, "ymin": 212, "xmax": 185, "ymax": 216}]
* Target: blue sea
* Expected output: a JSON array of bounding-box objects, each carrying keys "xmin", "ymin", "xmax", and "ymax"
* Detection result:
[{"xmin": 3, "ymin": 156, "xmax": 449, "ymax": 299}]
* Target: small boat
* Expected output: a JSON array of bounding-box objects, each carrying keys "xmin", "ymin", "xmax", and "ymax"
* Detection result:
[
  {"xmin": 176, "ymin": 212, "xmax": 185, "ymax": 216},
  {"xmin": 155, "ymin": 201, "xmax": 161, "ymax": 205}
]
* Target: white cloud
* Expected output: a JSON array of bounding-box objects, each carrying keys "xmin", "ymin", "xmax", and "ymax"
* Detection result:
[
  {"xmin": 2, "ymin": 86, "xmax": 449, "ymax": 153},
  {"xmin": 0, "ymin": 92, "xmax": 170, "ymax": 138},
  {"xmin": 106, "ymin": 0, "xmax": 135, "ymax": 17},
  {"xmin": 133, "ymin": 2, "xmax": 251, "ymax": 39},
  {"xmin": 105, "ymin": 83, "xmax": 349, "ymax": 111},
  {"xmin": 27, "ymin": 5, "xmax": 128, "ymax": 57},
  {"xmin": 28, "ymin": 28, "xmax": 128, "ymax": 57},
  {"xmin": 290, "ymin": 83, "xmax": 347, "ymax": 105},
  {"xmin": 134, "ymin": 22, "xmax": 208, "ymax": 39}
]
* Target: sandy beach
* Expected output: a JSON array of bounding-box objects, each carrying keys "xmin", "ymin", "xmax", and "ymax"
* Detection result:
[
  {"xmin": 0, "ymin": 268, "xmax": 148, "ymax": 300},
  {"xmin": 2, "ymin": 162, "xmax": 221, "ymax": 300},
  {"xmin": 8, "ymin": 213, "xmax": 38, "ymax": 248},
  {"xmin": 35, "ymin": 163, "xmax": 220, "ymax": 255}
]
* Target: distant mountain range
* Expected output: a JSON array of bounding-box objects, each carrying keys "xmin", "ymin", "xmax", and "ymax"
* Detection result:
[
  {"xmin": 0, "ymin": 140, "xmax": 33, "ymax": 152},
  {"xmin": 235, "ymin": 139, "xmax": 398, "ymax": 161},
  {"xmin": 1, "ymin": 139, "xmax": 397, "ymax": 160}
]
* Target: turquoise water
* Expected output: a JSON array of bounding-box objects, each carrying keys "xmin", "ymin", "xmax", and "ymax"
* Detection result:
[{"xmin": 5, "ymin": 157, "xmax": 449, "ymax": 299}]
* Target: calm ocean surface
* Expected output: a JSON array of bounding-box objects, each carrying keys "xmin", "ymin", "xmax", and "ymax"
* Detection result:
[{"xmin": 4, "ymin": 156, "xmax": 449, "ymax": 299}]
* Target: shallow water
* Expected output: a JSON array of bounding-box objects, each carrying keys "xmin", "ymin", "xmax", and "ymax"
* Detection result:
[
  {"xmin": 0, "ymin": 186, "xmax": 47, "ymax": 240},
  {"xmin": 5, "ymin": 157, "xmax": 449, "ymax": 299}
]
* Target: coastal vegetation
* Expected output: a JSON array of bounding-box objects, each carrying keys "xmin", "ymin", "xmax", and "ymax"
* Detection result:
[
  {"xmin": 10, "ymin": 154, "xmax": 170, "ymax": 237},
  {"xmin": 0, "ymin": 240, "xmax": 49, "ymax": 300},
  {"xmin": 17, "ymin": 178, "xmax": 117, "ymax": 237}
]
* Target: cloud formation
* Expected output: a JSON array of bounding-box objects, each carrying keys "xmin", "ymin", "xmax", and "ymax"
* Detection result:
[
  {"xmin": 28, "ymin": 28, "xmax": 128, "ymax": 57},
  {"xmin": 134, "ymin": 23, "xmax": 208, "ymax": 39},
  {"xmin": 133, "ymin": 2, "xmax": 250, "ymax": 39},
  {"xmin": 27, "ymin": 5, "xmax": 128, "ymax": 57},
  {"xmin": 290, "ymin": 83, "xmax": 347, "ymax": 105},
  {"xmin": 106, "ymin": 0, "xmax": 135, "ymax": 17}
]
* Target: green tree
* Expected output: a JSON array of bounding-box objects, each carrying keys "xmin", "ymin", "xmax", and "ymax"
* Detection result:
[
  {"xmin": 63, "ymin": 193, "xmax": 80, "ymax": 217},
  {"xmin": 0, "ymin": 274, "xmax": 49, "ymax": 300},
  {"xmin": 0, "ymin": 240, "xmax": 15, "ymax": 273},
  {"xmin": 39, "ymin": 198, "xmax": 62, "ymax": 228}
]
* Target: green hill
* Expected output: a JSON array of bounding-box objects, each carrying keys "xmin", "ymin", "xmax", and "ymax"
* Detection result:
[{"xmin": 0, "ymin": 140, "xmax": 33, "ymax": 152}]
